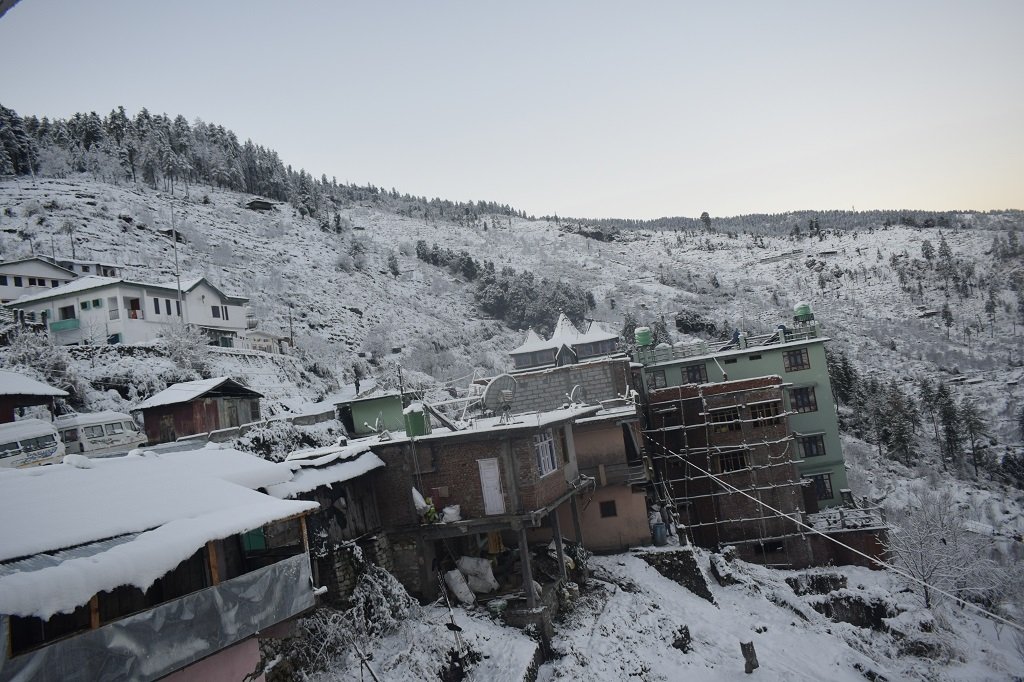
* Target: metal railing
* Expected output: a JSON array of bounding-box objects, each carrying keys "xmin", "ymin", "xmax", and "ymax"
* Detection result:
[{"xmin": 635, "ymin": 325, "xmax": 820, "ymax": 365}]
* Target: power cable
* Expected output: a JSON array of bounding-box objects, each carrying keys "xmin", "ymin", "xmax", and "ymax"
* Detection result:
[{"xmin": 643, "ymin": 432, "xmax": 1024, "ymax": 636}]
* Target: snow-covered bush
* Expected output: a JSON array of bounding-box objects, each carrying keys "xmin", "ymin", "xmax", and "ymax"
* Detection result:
[
  {"xmin": 1, "ymin": 329, "xmax": 88, "ymax": 406},
  {"xmin": 278, "ymin": 552, "xmax": 418, "ymax": 678},
  {"xmin": 234, "ymin": 419, "xmax": 335, "ymax": 461},
  {"xmin": 156, "ymin": 321, "xmax": 212, "ymax": 378}
]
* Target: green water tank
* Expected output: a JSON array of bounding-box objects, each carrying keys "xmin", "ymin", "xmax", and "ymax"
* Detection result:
[
  {"xmin": 793, "ymin": 302, "xmax": 813, "ymax": 322},
  {"xmin": 404, "ymin": 405, "xmax": 431, "ymax": 437},
  {"xmin": 635, "ymin": 326, "xmax": 653, "ymax": 347}
]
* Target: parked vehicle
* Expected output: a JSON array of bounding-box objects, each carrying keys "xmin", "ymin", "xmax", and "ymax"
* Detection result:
[
  {"xmin": 0, "ymin": 419, "xmax": 66, "ymax": 469},
  {"xmin": 55, "ymin": 411, "xmax": 147, "ymax": 457}
]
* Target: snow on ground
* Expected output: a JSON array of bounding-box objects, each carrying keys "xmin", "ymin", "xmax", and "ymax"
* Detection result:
[
  {"xmin": 538, "ymin": 550, "xmax": 1024, "ymax": 682},
  {"xmin": 315, "ymin": 604, "xmax": 539, "ymax": 682}
]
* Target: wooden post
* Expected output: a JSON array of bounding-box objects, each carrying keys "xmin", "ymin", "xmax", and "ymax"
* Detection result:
[
  {"xmin": 207, "ymin": 540, "xmax": 221, "ymax": 585},
  {"xmin": 570, "ymin": 494, "xmax": 584, "ymax": 545},
  {"xmin": 741, "ymin": 640, "xmax": 759, "ymax": 673},
  {"xmin": 551, "ymin": 506, "xmax": 568, "ymax": 581},
  {"xmin": 518, "ymin": 528, "xmax": 536, "ymax": 609},
  {"xmin": 89, "ymin": 595, "xmax": 100, "ymax": 629}
]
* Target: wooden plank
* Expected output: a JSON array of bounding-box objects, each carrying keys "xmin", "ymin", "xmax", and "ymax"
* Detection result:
[
  {"xmin": 206, "ymin": 541, "xmax": 221, "ymax": 585},
  {"xmin": 89, "ymin": 595, "xmax": 100, "ymax": 629}
]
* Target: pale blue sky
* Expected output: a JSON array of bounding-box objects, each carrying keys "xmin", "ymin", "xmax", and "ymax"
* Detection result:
[{"xmin": 1, "ymin": 1, "xmax": 1021, "ymax": 218}]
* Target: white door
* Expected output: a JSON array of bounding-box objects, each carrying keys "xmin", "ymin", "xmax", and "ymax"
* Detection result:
[{"xmin": 478, "ymin": 458, "xmax": 505, "ymax": 515}]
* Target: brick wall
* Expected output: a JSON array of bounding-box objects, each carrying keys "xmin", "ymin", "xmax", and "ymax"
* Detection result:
[
  {"xmin": 372, "ymin": 428, "xmax": 573, "ymax": 526},
  {"xmin": 511, "ymin": 358, "xmax": 632, "ymax": 413}
]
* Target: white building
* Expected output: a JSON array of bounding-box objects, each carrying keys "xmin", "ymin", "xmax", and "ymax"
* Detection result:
[
  {"xmin": 5, "ymin": 275, "xmax": 251, "ymax": 346},
  {"xmin": 0, "ymin": 257, "xmax": 77, "ymax": 304}
]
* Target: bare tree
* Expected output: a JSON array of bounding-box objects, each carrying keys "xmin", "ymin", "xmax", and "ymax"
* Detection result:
[{"xmin": 886, "ymin": 486, "xmax": 1004, "ymax": 609}]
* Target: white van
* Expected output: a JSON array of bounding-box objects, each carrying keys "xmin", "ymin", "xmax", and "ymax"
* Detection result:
[
  {"xmin": 55, "ymin": 411, "xmax": 147, "ymax": 457},
  {"xmin": 0, "ymin": 419, "xmax": 66, "ymax": 469}
]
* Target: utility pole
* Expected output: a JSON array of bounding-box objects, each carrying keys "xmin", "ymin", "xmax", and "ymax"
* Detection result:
[
  {"xmin": 288, "ymin": 304, "xmax": 294, "ymax": 347},
  {"xmin": 171, "ymin": 204, "xmax": 185, "ymax": 324}
]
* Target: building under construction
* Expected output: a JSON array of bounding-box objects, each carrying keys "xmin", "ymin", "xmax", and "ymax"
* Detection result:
[{"xmin": 646, "ymin": 376, "xmax": 815, "ymax": 567}]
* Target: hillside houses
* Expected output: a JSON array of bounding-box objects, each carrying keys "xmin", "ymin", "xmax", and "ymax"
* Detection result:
[{"xmin": 4, "ymin": 274, "xmax": 252, "ymax": 347}]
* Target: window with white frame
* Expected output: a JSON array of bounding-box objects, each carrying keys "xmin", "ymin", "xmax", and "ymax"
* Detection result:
[{"xmin": 534, "ymin": 431, "xmax": 558, "ymax": 477}]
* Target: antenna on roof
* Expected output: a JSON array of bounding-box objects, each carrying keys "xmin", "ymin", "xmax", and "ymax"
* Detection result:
[
  {"xmin": 481, "ymin": 374, "xmax": 518, "ymax": 425},
  {"xmin": 566, "ymin": 384, "xmax": 585, "ymax": 406}
]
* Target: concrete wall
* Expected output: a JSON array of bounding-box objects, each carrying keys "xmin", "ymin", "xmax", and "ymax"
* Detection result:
[
  {"xmin": 510, "ymin": 358, "xmax": 632, "ymax": 413},
  {"xmin": 556, "ymin": 484, "xmax": 650, "ymax": 552}
]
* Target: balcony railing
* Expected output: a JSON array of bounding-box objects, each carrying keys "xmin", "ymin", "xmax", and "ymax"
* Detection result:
[
  {"xmin": 581, "ymin": 462, "xmax": 650, "ymax": 487},
  {"xmin": 635, "ymin": 324, "xmax": 820, "ymax": 365},
  {"xmin": 0, "ymin": 553, "xmax": 314, "ymax": 681},
  {"xmin": 49, "ymin": 318, "xmax": 80, "ymax": 332}
]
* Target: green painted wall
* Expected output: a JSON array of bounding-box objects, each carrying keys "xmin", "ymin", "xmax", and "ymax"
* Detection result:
[
  {"xmin": 350, "ymin": 394, "xmax": 405, "ymax": 436},
  {"xmin": 642, "ymin": 339, "xmax": 849, "ymax": 507}
]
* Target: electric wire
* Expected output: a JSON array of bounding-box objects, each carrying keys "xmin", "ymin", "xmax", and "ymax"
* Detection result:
[{"xmin": 644, "ymin": 432, "xmax": 1024, "ymax": 636}]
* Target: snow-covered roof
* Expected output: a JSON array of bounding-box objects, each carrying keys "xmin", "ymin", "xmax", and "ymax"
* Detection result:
[
  {"xmin": 152, "ymin": 276, "xmax": 204, "ymax": 292},
  {"xmin": 6, "ymin": 274, "xmax": 248, "ymax": 307},
  {"xmin": 134, "ymin": 376, "xmax": 262, "ymax": 410},
  {"xmin": 509, "ymin": 329, "xmax": 550, "ymax": 355},
  {"xmin": 0, "ymin": 256, "xmax": 78, "ymax": 275},
  {"xmin": 7, "ymin": 275, "xmax": 121, "ymax": 305},
  {"xmin": 268, "ymin": 451, "xmax": 385, "ymax": 499},
  {"xmin": 117, "ymin": 446, "xmax": 294, "ymax": 490},
  {"xmin": 0, "ymin": 418, "xmax": 58, "ymax": 441},
  {"xmin": 509, "ymin": 315, "xmax": 619, "ymax": 356},
  {"xmin": 0, "ymin": 370, "xmax": 68, "ymax": 397},
  {"xmin": 53, "ymin": 410, "xmax": 135, "ymax": 427},
  {"xmin": 0, "ymin": 454, "xmax": 317, "ymax": 618}
]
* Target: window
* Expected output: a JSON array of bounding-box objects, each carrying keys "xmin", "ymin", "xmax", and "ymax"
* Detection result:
[
  {"xmin": 80, "ymin": 300, "xmax": 91, "ymax": 310},
  {"xmin": 22, "ymin": 434, "xmax": 57, "ymax": 450},
  {"xmin": 51, "ymin": 279, "xmax": 59, "ymax": 287},
  {"xmin": 81, "ymin": 265, "xmax": 90, "ymax": 273},
  {"xmin": 799, "ymin": 434, "xmax": 827, "ymax": 458},
  {"xmin": 211, "ymin": 306, "xmax": 221, "ymax": 318},
  {"xmin": 222, "ymin": 305, "xmax": 229, "ymax": 320},
  {"xmin": 599, "ymin": 500, "xmax": 618, "ymax": 518},
  {"xmin": 649, "ymin": 369, "xmax": 667, "ymax": 389},
  {"xmin": 723, "ymin": 358, "xmax": 737, "ymax": 364},
  {"xmin": 0, "ymin": 275, "xmax": 7, "ymax": 285},
  {"xmin": 809, "ymin": 473, "xmax": 834, "ymax": 501},
  {"xmin": 92, "ymin": 298, "xmax": 102, "ymax": 308},
  {"xmin": 84, "ymin": 425, "xmax": 105, "ymax": 438},
  {"xmin": 790, "ymin": 386, "xmax": 818, "ymax": 413},
  {"xmin": 108, "ymin": 297, "xmax": 119, "ymax": 320},
  {"xmin": 749, "ymin": 401, "xmax": 782, "ymax": 427},
  {"xmin": 14, "ymin": 276, "xmax": 22, "ymax": 287},
  {"xmin": 61, "ymin": 429, "xmax": 79, "ymax": 443},
  {"xmin": 107, "ymin": 334, "xmax": 121, "ymax": 344},
  {"xmin": 717, "ymin": 449, "xmax": 749, "ymax": 472},
  {"xmin": 164, "ymin": 299, "xmax": 171, "ymax": 315},
  {"xmin": 783, "ymin": 348, "xmax": 811, "ymax": 372},
  {"xmin": 104, "ymin": 422, "xmax": 125, "ymax": 435},
  {"xmin": 710, "ymin": 407, "xmax": 741, "ymax": 433},
  {"xmin": 175, "ymin": 300, "xmax": 181, "ymax": 316},
  {"xmin": 58, "ymin": 305, "xmax": 76, "ymax": 320},
  {"xmin": 748, "ymin": 354, "xmax": 762, "ymax": 360},
  {"xmin": 27, "ymin": 277, "xmax": 36, "ymax": 286},
  {"xmin": 0, "ymin": 442, "xmax": 21, "ymax": 459},
  {"xmin": 683, "ymin": 363, "xmax": 708, "ymax": 384},
  {"xmin": 153, "ymin": 298, "xmax": 160, "ymax": 314},
  {"xmin": 123, "ymin": 421, "xmax": 139, "ymax": 432},
  {"xmin": 534, "ymin": 431, "xmax": 558, "ymax": 477}
]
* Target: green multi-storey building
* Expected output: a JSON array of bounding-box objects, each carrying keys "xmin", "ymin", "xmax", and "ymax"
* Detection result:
[{"xmin": 635, "ymin": 305, "xmax": 849, "ymax": 508}]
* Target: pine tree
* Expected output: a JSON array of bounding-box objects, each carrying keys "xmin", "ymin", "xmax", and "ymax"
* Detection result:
[
  {"xmin": 937, "ymin": 387, "xmax": 962, "ymax": 469},
  {"xmin": 941, "ymin": 303, "xmax": 954, "ymax": 339},
  {"xmin": 886, "ymin": 380, "xmax": 917, "ymax": 466},
  {"xmin": 959, "ymin": 398, "xmax": 986, "ymax": 477},
  {"xmin": 921, "ymin": 239, "xmax": 935, "ymax": 262}
]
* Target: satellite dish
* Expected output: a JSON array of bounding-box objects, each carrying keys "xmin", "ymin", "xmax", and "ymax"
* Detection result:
[
  {"xmin": 481, "ymin": 374, "xmax": 518, "ymax": 424},
  {"xmin": 567, "ymin": 384, "xmax": 585, "ymax": 405}
]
